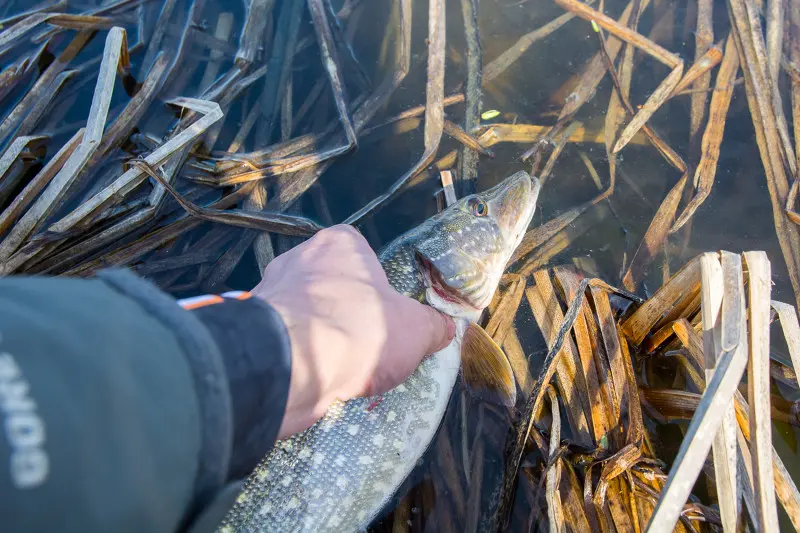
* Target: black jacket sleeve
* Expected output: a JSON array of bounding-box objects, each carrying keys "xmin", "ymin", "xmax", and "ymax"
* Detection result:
[{"xmin": 0, "ymin": 268, "xmax": 292, "ymax": 533}]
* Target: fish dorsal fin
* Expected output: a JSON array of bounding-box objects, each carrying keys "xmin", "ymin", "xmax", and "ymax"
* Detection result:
[{"xmin": 461, "ymin": 322, "xmax": 517, "ymax": 407}]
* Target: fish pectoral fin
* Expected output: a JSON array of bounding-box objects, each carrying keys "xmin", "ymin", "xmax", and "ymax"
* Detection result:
[{"xmin": 460, "ymin": 322, "xmax": 517, "ymax": 408}]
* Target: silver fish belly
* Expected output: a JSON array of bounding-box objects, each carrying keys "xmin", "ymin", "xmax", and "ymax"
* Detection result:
[{"xmin": 216, "ymin": 171, "xmax": 540, "ymax": 533}]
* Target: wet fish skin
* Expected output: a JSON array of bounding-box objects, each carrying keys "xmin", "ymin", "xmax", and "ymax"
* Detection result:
[{"xmin": 216, "ymin": 170, "xmax": 541, "ymax": 533}]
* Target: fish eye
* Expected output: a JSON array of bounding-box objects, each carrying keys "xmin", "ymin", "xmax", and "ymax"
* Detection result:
[{"xmin": 468, "ymin": 198, "xmax": 488, "ymax": 217}]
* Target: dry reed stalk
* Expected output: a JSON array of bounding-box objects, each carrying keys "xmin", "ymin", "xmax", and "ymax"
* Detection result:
[
  {"xmin": 554, "ymin": 0, "xmax": 684, "ymax": 154},
  {"xmin": 728, "ymin": 0, "xmax": 800, "ymax": 313},
  {"xmin": 742, "ymin": 252, "xmax": 780, "ymax": 531},
  {"xmin": 0, "ymin": 27, "xmax": 131, "ymax": 271},
  {"xmin": 621, "ymin": 173, "xmax": 688, "ymax": 292},
  {"xmin": 645, "ymin": 252, "xmax": 750, "ymax": 532},
  {"xmin": 0, "ymin": 12, "xmax": 114, "ymax": 56},
  {"xmin": 343, "ymin": 0, "xmax": 445, "ymax": 224},
  {"xmin": 457, "ymin": 0, "xmax": 481, "ymax": 196},
  {"xmin": 0, "ymin": 129, "xmax": 82, "ymax": 239},
  {"xmin": 502, "ymin": 328, "xmax": 533, "ymax": 397},
  {"xmin": 554, "ymin": 267, "xmax": 612, "ymax": 443},
  {"xmin": 527, "ymin": 271, "xmax": 593, "ymax": 446},
  {"xmin": 439, "ymin": 170, "xmax": 457, "ymax": 206},
  {"xmin": 673, "ymin": 40, "xmax": 723, "ymax": 97},
  {"xmin": 485, "ymin": 273, "xmax": 525, "ymax": 345},
  {"xmin": 236, "ymin": 0, "xmax": 275, "ymax": 68},
  {"xmin": 766, "ymin": 0, "xmax": 784, "ymax": 86},
  {"xmin": 671, "ymin": 35, "xmax": 739, "ymax": 232},
  {"xmin": 482, "ymin": 122, "xmax": 648, "ymax": 147},
  {"xmin": 603, "ymin": 0, "xmax": 640, "ymax": 196},
  {"xmin": 703, "ymin": 252, "xmax": 741, "ymax": 531},
  {"xmin": 0, "ymin": 135, "xmax": 48, "ymax": 201},
  {"xmin": 686, "ymin": 0, "xmax": 714, "ymax": 166},
  {"xmin": 545, "ymin": 386, "xmax": 565, "ymax": 533}
]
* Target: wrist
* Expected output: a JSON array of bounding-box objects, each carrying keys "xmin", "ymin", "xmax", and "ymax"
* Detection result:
[
  {"xmin": 178, "ymin": 291, "xmax": 292, "ymax": 479},
  {"xmin": 256, "ymin": 293, "xmax": 340, "ymax": 438}
]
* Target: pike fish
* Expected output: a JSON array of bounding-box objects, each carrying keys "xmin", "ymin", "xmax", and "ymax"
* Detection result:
[{"xmin": 216, "ymin": 170, "xmax": 541, "ymax": 533}]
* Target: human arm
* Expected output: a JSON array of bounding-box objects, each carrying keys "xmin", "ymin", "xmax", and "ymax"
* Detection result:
[
  {"xmin": 0, "ymin": 225, "xmax": 455, "ymax": 533},
  {"xmin": 0, "ymin": 268, "xmax": 292, "ymax": 533}
]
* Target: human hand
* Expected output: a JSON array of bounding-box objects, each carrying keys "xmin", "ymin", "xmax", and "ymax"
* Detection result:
[{"xmin": 251, "ymin": 225, "xmax": 456, "ymax": 439}]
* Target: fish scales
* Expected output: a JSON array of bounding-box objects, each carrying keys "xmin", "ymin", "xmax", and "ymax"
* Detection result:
[{"xmin": 217, "ymin": 171, "xmax": 540, "ymax": 533}]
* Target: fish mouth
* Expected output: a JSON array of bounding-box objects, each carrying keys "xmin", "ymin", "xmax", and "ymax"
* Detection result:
[{"xmin": 416, "ymin": 252, "xmax": 481, "ymax": 314}]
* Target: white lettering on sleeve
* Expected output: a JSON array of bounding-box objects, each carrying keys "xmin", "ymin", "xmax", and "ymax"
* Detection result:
[{"xmin": 0, "ymin": 348, "xmax": 49, "ymax": 489}]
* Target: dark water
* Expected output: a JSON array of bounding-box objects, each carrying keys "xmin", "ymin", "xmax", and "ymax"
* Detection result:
[{"xmin": 2, "ymin": 0, "xmax": 799, "ymax": 530}]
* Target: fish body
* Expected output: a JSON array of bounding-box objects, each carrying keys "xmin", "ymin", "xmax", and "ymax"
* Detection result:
[{"xmin": 217, "ymin": 171, "xmax": 541, "ymax": 533}]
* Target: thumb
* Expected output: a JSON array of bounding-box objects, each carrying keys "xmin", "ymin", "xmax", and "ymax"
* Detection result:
[{"xmin": 391, "ymin": 292, "xmax": 456, "ymax": 359}]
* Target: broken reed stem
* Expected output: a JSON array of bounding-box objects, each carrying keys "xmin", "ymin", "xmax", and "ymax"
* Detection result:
[
  {"xmin": 0, "ymin": 129, "xmax": 82, "ymax": 241},
  {"xmin": 236, "ymin": 0, "xmax": 274, "ymax": 68},
  {"xmin": 137, "ymin": 0, "xmax": 179, "ymax": 79},
  {"xmin": 792, "ymin": 1, "xmax": 800, "ymax": 179},
  {"xmin": 673, "ymin": 40, "xmax": 723, "ymax": 97},
  {"xmin": 705, "ymin": 252, "xmax": 741, "ymax": 531},
  {"xmin": 539, "ymin": 121, "xmax": 581, "ymax": 183},
  {"xmin": 545, "ymin": 386, "xmax": 565, "ymax": 533},
  {"xmin": 440, "ymin": 170, "xmax": 457, "ymax": 206},
  {"xmin": 443, "ymin": 120, "xmax": 494, "ymax": 157},
  {"xmin": 0, "ymin": 13, "xmax": 114, "ymax": 57},
  {"xmin": 0, "ymin": 135, "xmax": 48, "ymax": 204}
]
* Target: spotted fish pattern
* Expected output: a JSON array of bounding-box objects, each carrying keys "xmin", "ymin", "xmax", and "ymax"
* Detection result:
[{"xmin": 216, "ymin": 171, "xmax": 541, "ymax": 533}]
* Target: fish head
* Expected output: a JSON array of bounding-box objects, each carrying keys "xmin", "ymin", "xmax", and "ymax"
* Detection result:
[{"xmin": 415, "ymin": 170, "xmax": 541, "ymax": 321}]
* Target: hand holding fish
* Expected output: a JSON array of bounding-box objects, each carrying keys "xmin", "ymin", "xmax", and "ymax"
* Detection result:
[{"xmin": 251, "ymin": 224, "xmax": 456, "ymax": 439}]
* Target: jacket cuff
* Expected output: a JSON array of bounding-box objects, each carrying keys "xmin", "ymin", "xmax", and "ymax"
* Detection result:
[{"xmin": 177, "ymin": 291, "xmax": 292, "ymax": 480}]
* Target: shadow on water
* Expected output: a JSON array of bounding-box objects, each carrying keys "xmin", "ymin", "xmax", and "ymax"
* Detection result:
[{"xmin": 1, "ymin": 0, "xmax": 800, "ymax": 530}]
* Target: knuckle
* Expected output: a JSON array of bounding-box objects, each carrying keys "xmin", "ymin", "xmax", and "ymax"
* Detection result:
[
  {"xmin": 329, "ymin": 224, "xmax": 358, "ymax": 237},
  {"xmin": 333, "ymin": 224, "xmax": 368, "ymax": 244},
  {"xmin": 314, "ymin": 225, "xmax": 364, "ymax": 249}
]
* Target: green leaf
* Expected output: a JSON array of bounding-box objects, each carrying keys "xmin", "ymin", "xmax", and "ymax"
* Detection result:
[{"xmin": 481, "ymin": 109, "xmax": 501, "ymax": 120}]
